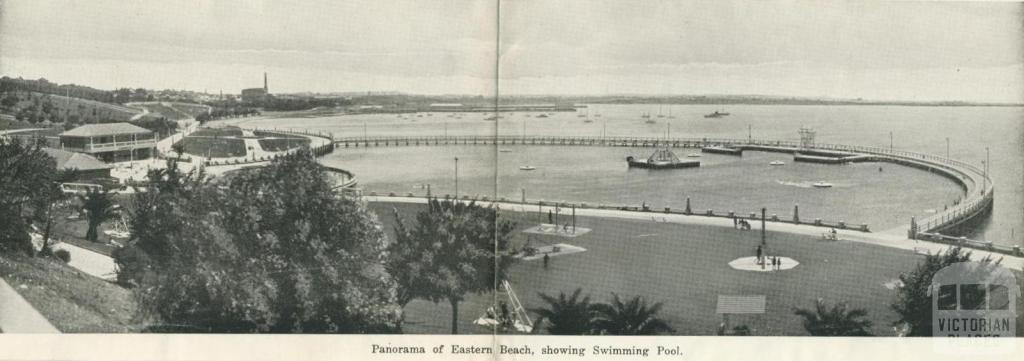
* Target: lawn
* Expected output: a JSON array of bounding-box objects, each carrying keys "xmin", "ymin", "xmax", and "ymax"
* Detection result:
[
  {"xmin": 189, "ymin": 127, "xmax": 243, "ymax": 137},
  {"xmin": 169, "ymin": 103, "xmax": 209, "ymax": 118},
  {"xmin": 369, "ymin": 201, "xmax": 952, "ymax": 336},
  {"xmin": 136, "ymin": 103, "xmax": 190, "ymax": 120},
  {"xmin": 0, "ymin": 254, "xmax": 138, "ymax": 332},
  {"xmin": 258, "ymin": 137, "xmax": 310, "ymax": 152}
]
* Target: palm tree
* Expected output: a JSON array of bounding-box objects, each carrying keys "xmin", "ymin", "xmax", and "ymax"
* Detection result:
[
  {"xmin": 79, "ymin": 188, "xmax": 117, "ymax": 242},
  {"xmin": 530, "ymin": 288, "xmax": 598, "ymax": 335},
  {"xmin": 794, "ymin": 298, "xmax": 873, "ymax": 336},
  {"xmin": 592, "ymin": 293, "xmax": 674, "ymax": 335},
  {"xmin": 171, "ymin": 141, "xmax": 186, "ymax": 160}
]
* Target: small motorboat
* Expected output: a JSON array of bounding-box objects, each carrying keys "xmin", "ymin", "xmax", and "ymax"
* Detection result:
[
  {"xmin": 499, "ymin": 149, "xmax": 513, "ymax": 153},
  {"xmin": 536, "ymin": 114, "xmax": 549, "ymax": 118},
  {"xmin": 770, "ymin": 160, "xmax": 786, "ymax": 166},
  {"xmin": 812, "ymin": 181, "xmax": 833, "ymax": 188},
  {"xmin": 519, "ymin": 165, "xmax": 537, "ymax": 171},
  {"xmin": 686, "ymin": 153, "xmax": 701, "ymax": 158}
]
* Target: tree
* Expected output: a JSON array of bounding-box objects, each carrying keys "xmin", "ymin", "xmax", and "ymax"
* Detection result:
[
  {"xmin": 530, "ymin": 288, "xmax": 598, "ymax": 335},
  {"xmin": 794, "ymin": 298, "xmax": 873, "ymax": 336},
  {"xmin": 79, "ymin": 188, "xmax": 117, "ymax": 242},
  {"xmin": 891, "ymin": 247, "xmax": 988, "ymax": 336},
  {"xmin": 121, "ymin": 153, "xmax": 401, "ymax": 333},
  {"xmin": 390, "ymin": 197, "xmax": 517, "ymax": 334},
  {"xmin": 592, "ymin": 293, "xmax": 674, "ymax": 335},
  {"xmin": 34, "ymin": 169, "xmax": 78, "ymax": 254},
  {"xmin": 0, "ymin": 137, "xmax": 58, "ymax": 254},
  {"xmin": 171, "ymin": 141, "xmax": 186, "ymax": 160}
]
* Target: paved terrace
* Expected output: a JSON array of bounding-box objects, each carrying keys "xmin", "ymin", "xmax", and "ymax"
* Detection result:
[
  {"xmin": 365, "ymin": 195, "xmax": 1023, "ymax": 272},
  {"xmin": 336, "ymin": 135, "xmax": 1003, "ymax": 254}
]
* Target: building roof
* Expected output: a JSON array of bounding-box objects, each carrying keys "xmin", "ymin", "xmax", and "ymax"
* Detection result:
[
  {"xmin": 60, "ymin": 123, "xmax": 152, "ymax": 137},
  {"xmin": 43, "ymin": 148, "xmax": 112, "ymax": 171}
]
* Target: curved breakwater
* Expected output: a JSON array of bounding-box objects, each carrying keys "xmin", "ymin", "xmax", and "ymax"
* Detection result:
[{"xmin": 329, "ymin": 135, "xmax": 1008, "ymax": 255}]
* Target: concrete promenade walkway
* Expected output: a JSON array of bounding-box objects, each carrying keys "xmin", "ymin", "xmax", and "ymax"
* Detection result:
[
  {"xmin": 52, "ymin": 242, "xmax": 117, "ymax": 281},
  {"xmin": 365, "ymin": 196, "xmax": 1024, "ymax": 271},
  {"xmin": 0, "ymin": 278, "xmax": 60, "ymax": 333}
]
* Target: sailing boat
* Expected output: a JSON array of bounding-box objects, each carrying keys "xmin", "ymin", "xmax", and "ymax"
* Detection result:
[
  {"xmin": 644, "ymin": 111, "xmax": 656, "ymax": 124},
  {"xmin": 657, "ymin": 105, "xmax": 665, "ymax": 118},
  {"xmin": 668, "ymin": 107, "xmax": 675, "ymax": 119},
  {"xmin": 583, "ymin": 111, "xmax": 593, "ymax": 123}
]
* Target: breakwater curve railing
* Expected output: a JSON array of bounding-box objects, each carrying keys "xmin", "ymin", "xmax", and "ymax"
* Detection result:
[{"xmin": 334, "ymin": 134, "xmax": 1003, "ymax": 254}]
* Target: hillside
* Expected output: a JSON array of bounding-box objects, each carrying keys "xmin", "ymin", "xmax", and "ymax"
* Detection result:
[
  {"xmin": 0, "ymin": 254, "xmax": 138, "ymax": 332},
  {"xmin": 0, "ymin": 91, "xmax": 141, "ymax": 127}
]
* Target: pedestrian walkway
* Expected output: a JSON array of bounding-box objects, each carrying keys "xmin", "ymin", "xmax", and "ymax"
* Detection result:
[
  {"xmin": 52, "ymin": 242, "xmax": 117, "ymax": 280},
  {"xmin": 366, "ymin": 196, "xmax": 1024, "ymax": 271},
  {"xmin": 0, "ymin": 278, "xmax": 60, "ymax": 333}
]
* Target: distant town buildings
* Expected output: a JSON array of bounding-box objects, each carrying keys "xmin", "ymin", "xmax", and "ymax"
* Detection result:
[
  {"xmin": 241, "ymin": 72, "xmax": 270, "ymax": 104},
  {"xmin": 59, "ymin": 122, "xmax": 157, "ymax": 163}
]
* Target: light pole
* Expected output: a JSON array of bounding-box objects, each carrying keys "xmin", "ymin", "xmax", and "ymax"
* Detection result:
[
  {"xmin": 984, "ymin": 147, "xmax": 990, "ymax": 192},
  {"xmin": 889, "ymin": 131, "xmax": 893, "ymax": 152},
  {"xmin": 945, "ymin": 137, "xmax": 950, "ymax": 159},
  {"xmin": 454, "ymin": 156, "xmax": 459, "ymax": 199}
]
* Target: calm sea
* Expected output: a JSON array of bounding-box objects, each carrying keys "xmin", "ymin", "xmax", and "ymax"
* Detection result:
[{"xmin": 236, "ymin": 104, "xmax": 1023, "ymax": 246}]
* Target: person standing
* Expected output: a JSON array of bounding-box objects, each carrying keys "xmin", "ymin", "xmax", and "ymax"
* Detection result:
[
  {"xmin": 543, "ymin": 253, "xmax": 550, "ymax": 269},
  {"xmin": 756, "ymin": 245, "xmax": 763, "ymax": 264}
]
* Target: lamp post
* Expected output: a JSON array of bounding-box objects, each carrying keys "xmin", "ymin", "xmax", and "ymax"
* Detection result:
[
  {"xmin": 946, "ymin": 137, "xmax": 950, "ymax": 159},
  {"xmin": 984, "ymin": 147, "xmax": 990, "ymax": 192},
  {"xmin": 454, "ymin": 156, "xmax": 459, "ymax": 199},
  {"xmin": 889, "ymin": 131, "xmax": 893, "ymax": 153}
]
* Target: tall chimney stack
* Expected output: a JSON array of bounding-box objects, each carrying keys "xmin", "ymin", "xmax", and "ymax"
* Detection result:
[{"xmin": 263, "ymin": 72, "xmax": 268, "ymax": 92}]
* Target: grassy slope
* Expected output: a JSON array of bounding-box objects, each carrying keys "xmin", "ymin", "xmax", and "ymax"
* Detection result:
[
  {"xmin": 0, "ymin": 254, "xmax": 137, "ymax": 332},
  {"xmin": 3, "ymin": 92, "xmax": 138, "ymax": 123},
  {"xmin": 135, "ymin": 103, "xmax": 190, "ymax": 120}
]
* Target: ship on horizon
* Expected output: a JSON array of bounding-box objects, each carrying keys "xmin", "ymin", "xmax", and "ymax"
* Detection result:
[{"xmin": 704, "ymin": 110, "xmax": 730, "ymax": 118}]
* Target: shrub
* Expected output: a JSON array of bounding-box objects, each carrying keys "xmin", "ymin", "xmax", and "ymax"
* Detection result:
[{"xmin": 54, "ymin": 248, "xmax": 71, "ymax": 263}]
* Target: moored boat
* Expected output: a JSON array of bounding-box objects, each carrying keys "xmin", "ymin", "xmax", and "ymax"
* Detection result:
[{"xmin": 627, "ymin": 148, "xmax": 700, "ymax": 169}]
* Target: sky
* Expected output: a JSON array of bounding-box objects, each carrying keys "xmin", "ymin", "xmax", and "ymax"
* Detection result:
[{"xmin": 0, "ymin": 0, "xmax": 1021, "ymax": 102}]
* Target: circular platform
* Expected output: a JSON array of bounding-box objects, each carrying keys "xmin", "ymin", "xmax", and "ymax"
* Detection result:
[{"xmin": 728, "ymin": 256, "xmax": 799, "ymax": 272}]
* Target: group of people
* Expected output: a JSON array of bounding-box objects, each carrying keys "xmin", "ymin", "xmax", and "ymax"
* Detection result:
[
  {"xmin": 484, "ymin": 301, "xmax": 514, "ymax": 330},
  {"xmin": 754, "ymin": 245, "xmax": 784, "ymax": 270},
  {"xmin": 733, "ymin": 217, "xmax": 752, "ymax": 230}
]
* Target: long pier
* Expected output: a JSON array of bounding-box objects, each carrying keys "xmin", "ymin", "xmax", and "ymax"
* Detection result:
[{"xmin": 334, "ymin": 134, "xmax": 1006, "ymax": 254}]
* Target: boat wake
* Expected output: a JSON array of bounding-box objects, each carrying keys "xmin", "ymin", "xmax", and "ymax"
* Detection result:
[
  {"xmin": 775, "ymin": 180, "xmax": 850, "ymax": 189},
  {"xmin": 775, "ymin": 180, "xmax": 817, "ymax": 188}
]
